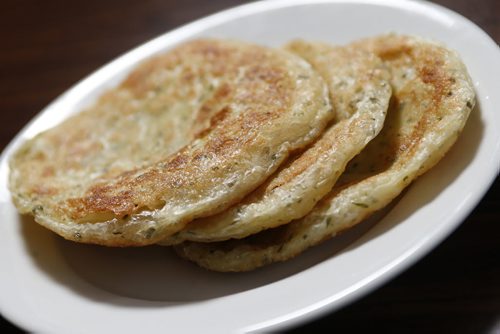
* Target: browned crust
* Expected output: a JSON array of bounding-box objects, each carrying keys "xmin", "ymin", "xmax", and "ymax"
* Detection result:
[
  {"xmin": 174, "ymin": 35, "xmax": 476, "ymax": 271},
  {"xmin": 9, "ymin": 38, "xmax": 332, "ymax": 246}
]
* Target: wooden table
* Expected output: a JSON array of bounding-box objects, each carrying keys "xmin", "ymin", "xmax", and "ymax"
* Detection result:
[{"xmin": 1, "ymin": 0, "xmax": 498, "ymax": 332}]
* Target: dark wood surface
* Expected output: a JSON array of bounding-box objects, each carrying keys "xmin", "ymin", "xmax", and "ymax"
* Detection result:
[{"xmin": 1, "ymin": 0, "xmax": 498, "ymax": 332}]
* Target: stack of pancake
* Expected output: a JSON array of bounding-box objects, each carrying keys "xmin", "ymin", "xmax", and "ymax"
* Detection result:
[{"xmin": 9, "ymin": 34, "xmax": 475, "ymax": 271}]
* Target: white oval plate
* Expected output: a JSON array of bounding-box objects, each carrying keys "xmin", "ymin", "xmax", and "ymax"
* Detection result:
[{"xmin": 1, "ymin": 0, "xmax": 499, "ymax": 333}]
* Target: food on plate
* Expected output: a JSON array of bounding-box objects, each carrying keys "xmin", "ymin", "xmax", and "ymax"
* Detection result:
[
  {"xmin": 174, "ymin": 35, "xmax": 476, "ymax": 271},
  {"xmin": 8, "ymin": 33, "xmax": 475, "ymax": 271},
  {"xmin": 159, "ymin": 42, "xmax": 391, "ymax": 245},
  {"xmin": 8, "ymin": 39, "xmax": 332, "ymax": 246}
]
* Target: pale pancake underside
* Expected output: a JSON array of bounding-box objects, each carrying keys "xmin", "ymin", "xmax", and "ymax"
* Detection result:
[
  {"xmin": 8, "ymin": 39, "xmax": 333, "ymax": 246},
  {"xmin": 174, "ymin": 35, "xmax": 476, "ymax": 272},
  {"xmin": 160, "ymin": 42, "xmax": 391, "ymax": 245}
]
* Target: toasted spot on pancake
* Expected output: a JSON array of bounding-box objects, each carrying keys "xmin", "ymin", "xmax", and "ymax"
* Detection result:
[
  {"xmin": 9, "ymin": 39, "xmax": 332, "ymax": 246},
  {"xmin": 175, "ymin": 34, "xmax": 475, "ymax": 271}
]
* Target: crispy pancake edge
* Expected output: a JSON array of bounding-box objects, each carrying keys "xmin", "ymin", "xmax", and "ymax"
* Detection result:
[
  {"xmin": 8, "ymin": 39, "xmax": 333, "ymax": 246},
  {"xmin": 174, "ymin": 34, "xmax": 476, "ymax": 271}
]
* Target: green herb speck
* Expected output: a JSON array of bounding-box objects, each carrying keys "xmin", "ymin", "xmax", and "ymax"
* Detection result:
[{"xmin": 144, "ymin": 227, "xmax": 156, "ymax": 239}]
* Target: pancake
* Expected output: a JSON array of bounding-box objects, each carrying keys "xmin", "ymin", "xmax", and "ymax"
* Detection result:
[
  {"xmin": 160, "ymin": 42, "xmax": 391, "ymax": 245},
  {"xmin": 8, "ymin": 39, "xmax": 333, "ymax": 246},
  {"xmin": 174, "ymin": 34, "xmax": 476, "ymax": 271}
]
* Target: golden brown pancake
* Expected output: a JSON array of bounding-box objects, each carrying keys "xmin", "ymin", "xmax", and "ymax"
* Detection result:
[
  {"xmin": 8, "ymin": 39, "xmax": 332, "ymax": 246},
  {"xmin": 160, "ymin": 42, "xmax": 391, "ymax": 245},
  {"xmin": 174, "ymin": 35, "xmax": 475, "ymax": 271}
]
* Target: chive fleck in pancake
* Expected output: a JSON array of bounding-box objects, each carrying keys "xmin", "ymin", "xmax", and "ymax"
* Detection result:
[
  {"xmin": 8, "ymin": 39, "xmax": 333, "ymax": 246},
  {"xmin": 160, "ymin": 42, "xmax": 391, "ymax": 245},
  {"xmin": 174, "ymin": 35, "xmax": 475, "ymax": 271}
]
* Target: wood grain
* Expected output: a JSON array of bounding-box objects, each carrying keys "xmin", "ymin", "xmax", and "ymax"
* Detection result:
[{"xmin": 0, "ymin": 0, "xmax": 498, "ymax": 332}]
